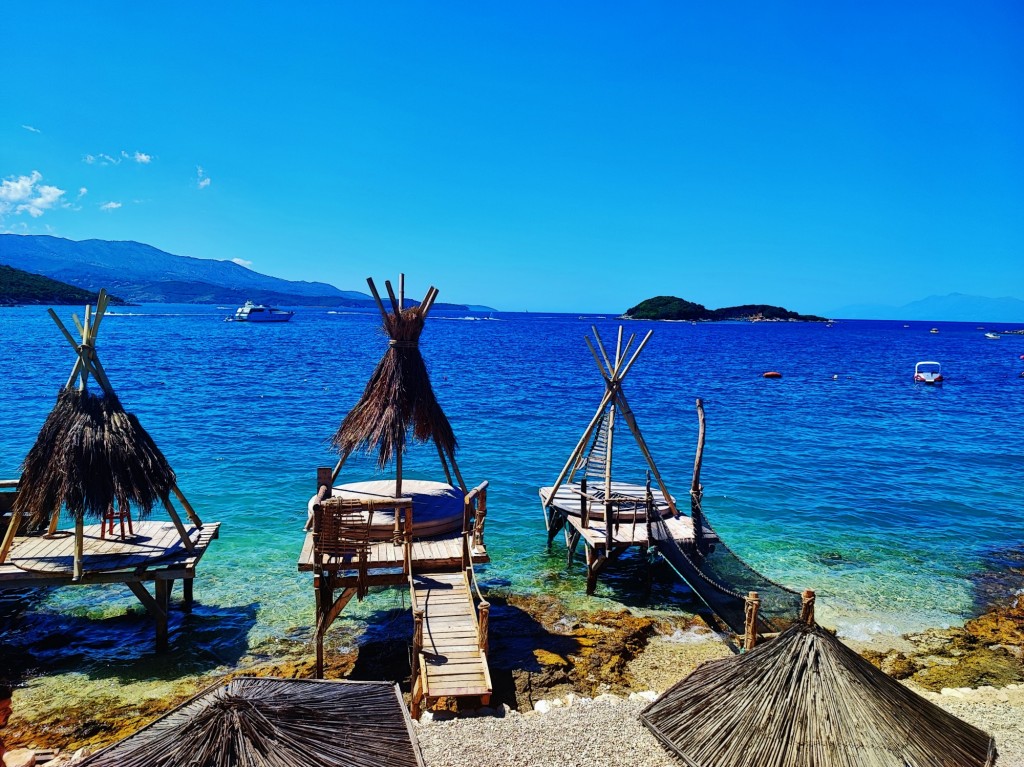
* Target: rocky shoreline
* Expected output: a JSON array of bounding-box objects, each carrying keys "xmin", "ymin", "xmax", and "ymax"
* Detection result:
[{"xmin": 8, "ymin": 591, "xmax": 1024, "ymax": 765}]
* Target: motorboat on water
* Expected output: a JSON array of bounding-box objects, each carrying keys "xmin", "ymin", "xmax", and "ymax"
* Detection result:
[
  {"xmin": 984, "ymin": 332, "xmax": 1000, "ymax": 339},
  {"xmin": 929, "ymin": 328, "xmax": 939, "ymax": 334},
  {"xmin": 233, "ymin": 301, "xmax": 294, "ymax": 322},
  {"xmin": 914, "ymin": 361, "xmax": 943, "ymax": 384}
]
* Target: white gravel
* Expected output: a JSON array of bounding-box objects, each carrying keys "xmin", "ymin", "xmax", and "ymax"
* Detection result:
[{"xmin": 415, "ymin": 697, "xmax": 675, "ymax": 767}]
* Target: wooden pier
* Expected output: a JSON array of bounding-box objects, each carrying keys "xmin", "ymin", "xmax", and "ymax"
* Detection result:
[
  {"xmin": 541, "ymin": 481, "xmax": 719, "ymax": 594},
  {"xmin": 0, "ymin": 518, "xmax": 219, "ymax": 651},
  {"xmin": 298, "ymin": 474, "xmax": 491, "ymax": 715}
]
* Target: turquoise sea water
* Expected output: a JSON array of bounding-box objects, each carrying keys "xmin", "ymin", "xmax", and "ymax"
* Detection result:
[{"xmin": 2, "ymin": 305, "xmax": 1023, "ymax": 679}]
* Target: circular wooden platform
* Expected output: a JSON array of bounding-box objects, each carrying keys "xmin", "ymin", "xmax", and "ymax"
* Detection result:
[
  {"xmin": 308, "ymin": 479, "xmax": 465, "ymax": 540},
  {"xmin": 9, "ymin": 521, "xmax": 200, "ymax": 574}
]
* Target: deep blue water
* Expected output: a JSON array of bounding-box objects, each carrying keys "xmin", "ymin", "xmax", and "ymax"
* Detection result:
[{"xmin": 2, "ymin": 305, "xmax": 1023, "ymax": 677}]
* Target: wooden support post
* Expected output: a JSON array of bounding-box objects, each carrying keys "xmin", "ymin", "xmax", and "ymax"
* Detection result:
[
  {"xmin": 744, "ymin": 591, "xmax": 760, "ymax": 652},
  {"xmin": 155, "ymin": 579, "xmax": 170, "ymax": 652},
  {"xmin": 160, "ymin": 495, "xmax": 196, "ymax": 553},
  {"xmin": 73, "ymin": 514, "xmax": 84, "ymax": 581},
  {"xmin": 0, "ymin": 510, "xmax": 22, "ymax": 563},
  {"xmin": 546, "ymin": 511, "xmax": 566, "ymax": 547},
  {"xmin": 691, "ymin": 398, "xmax": 707, "ymax": 554},
  {"xmin": 412, "ymin": 608, "xmax": 424, "ymax": 696},
  {"xmin": 800, "ymin": 589, "xmax": 816, "ymax": 625},
  {"xmin": 127, "ymin": 581, "xmax": 169, "ymax": 652},
  {"xmin": 580, "ymin": 476, "xmax": 589, "ymax": 528},
  {"xmin": 604, "ymin": 499, "xmax": 613, "ymax": 551},
  {"xmin": 566, "ymin": 529, "xmax": 580, "ymax": 565},
  {"xmin": 478, "ymin": 601, "xmax": 490, "ymax": 654},
  {"xmin": 182, "ymin": 577, "xmax": 194, "ymax": 612},
  {"xmin": 471, "ymin": 485, "xmax": 487, "ymax": 548}
]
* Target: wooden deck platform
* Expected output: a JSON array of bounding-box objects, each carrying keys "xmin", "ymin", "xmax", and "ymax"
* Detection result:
[
  {"xmin": 0, "ymin": 521, "xmax": 220, "ymax": 650},
  {"xmin": 541, "ymin": 482, "xmax": 717, "ymax": 595},
  {"xmin": 412, "ymin": 571, "xmax": 491, "ymax": 712}
]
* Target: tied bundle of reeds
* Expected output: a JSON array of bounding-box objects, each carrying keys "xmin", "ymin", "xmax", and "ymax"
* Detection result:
[
  {"xmin": 640, "ymin": 620, "xmax": 996, "ymax": 767},
  {"xmin": 13, "ymin": 387, "xmax": 175, "ymax": 527},
  {"xmin": 81, "ymin": 677, "xmax": 423, "ymax": 767},
  {"xmin": 332, "ymin": 303, "xmax": 456, "ymax": 470}
]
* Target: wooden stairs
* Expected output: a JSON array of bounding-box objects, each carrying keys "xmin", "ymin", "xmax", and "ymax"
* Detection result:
[{"xmin": 410, "ymin": 570, "xmax": 491, "ymax": 717}]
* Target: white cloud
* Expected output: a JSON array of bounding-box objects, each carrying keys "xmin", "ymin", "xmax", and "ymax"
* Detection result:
[
  {"xmin": 21, "ymin": 124, "xmax": 41, "ymax": 134},
  {"xmin": 78, "ymin": 187, "xmax": 88, "ymax": 198},
  {"xmin": 133, "ymin": 151, "xmax": 152, "ymax": 164},
  {"xmin": 196, "ymin": 165, "xmax": 211, "ymax": 189},
  {"xmin": 231, "ymin": 257, "xmax": 253, "ymax": 268},
  {"xmin": 100, "ymin": 201, "xmax": 122, "ymax": 211},
  {"xmin": 0, "ymin": 171, "xmax": 67, "ymax": 219}
]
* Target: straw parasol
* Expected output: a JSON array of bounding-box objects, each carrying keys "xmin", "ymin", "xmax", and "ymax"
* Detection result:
[
  {"xmin": 640, "ymin": 602, "xmax": 997, "ymax": 767},
  {"xmin": 80, "ymin": 677, "xmax": 424, "ymax": 767},
  {"xmin": 330, "ymin": 275, "xmax": 463, "ymax": 494},
  {"xmin": 0, "ymin": 290, "xmax": 201, "ymax": 578}
]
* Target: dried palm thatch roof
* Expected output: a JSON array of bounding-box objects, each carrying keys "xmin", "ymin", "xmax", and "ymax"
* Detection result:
[
  {"xmin": 331, "ymin": 277, "xmax": 456, "ymax": 472},
  {"xmin": 640, "ymin": 620, "xmax": 996, "ymax": 767},
  {"xmin": 14, "ymin": 387, "xmax": 175, "ymax": 526},
  {"xmin": 80, "ymin": 677, "xmax": 424, "ymax": 767},
  {"xmin": 11, "ymin": 290, "xmax": 176, "ymax": 526}
]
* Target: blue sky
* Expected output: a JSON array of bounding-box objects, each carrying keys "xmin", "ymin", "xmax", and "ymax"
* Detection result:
[{"xmin": 2, "ymin": 3, "xmax": 1022, "ymax": 313}]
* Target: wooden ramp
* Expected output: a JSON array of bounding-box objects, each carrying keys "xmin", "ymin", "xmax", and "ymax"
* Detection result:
[{"xmin": 412, "ymin": 571, "xmax": 491, "ymax": 716}]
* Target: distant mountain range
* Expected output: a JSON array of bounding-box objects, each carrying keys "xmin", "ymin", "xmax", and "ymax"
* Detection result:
[
  {"xmin": 832, "ymin": 293, "xmax": 1024, "ymax": 323},
  {"xmin": 0, "ymin": 235, "xmax": 485, "ymax": 310}
]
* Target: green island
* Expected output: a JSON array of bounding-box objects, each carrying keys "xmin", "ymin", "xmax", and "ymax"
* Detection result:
[
  {"xmin": 624, "ymin": 295, "xmax": 828, "ymax": 322},
  {"xmin": 0, "ymin": 264, "xmax": 125, "ymax": 306}
]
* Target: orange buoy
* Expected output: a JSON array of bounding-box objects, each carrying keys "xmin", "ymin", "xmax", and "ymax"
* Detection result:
[{"xmin": 763, "ymin": 371, "xmax": 782, "ymax": 379}]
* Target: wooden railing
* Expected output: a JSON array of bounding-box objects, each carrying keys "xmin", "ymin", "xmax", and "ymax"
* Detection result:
[{"xmin": 461, "ymin": 481, "xmax": 490, "ymax": 654}]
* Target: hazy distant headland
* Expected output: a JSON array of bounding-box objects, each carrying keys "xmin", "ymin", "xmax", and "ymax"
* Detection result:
[
  {"xmin": 0, "ymin": 263, "xmax": 126, "ymax": 306},
  {"xmin": 625, "ymin": 295, "xmax": 828, "ymax": 322},
  {"xmin": 0, "ymin": 234, "xmax": 491, "ymax": 311}
]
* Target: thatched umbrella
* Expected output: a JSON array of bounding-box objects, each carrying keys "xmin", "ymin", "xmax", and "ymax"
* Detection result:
[
  {"xmin": 0, "ymin": 290, "xmax": 201, "ymax": 579},
  {"xmin": 640, "ymin": 603, "xmax": 997, "ymax": 767},
  {"xmin": 80, "ymin": 677, "xmax": 424, "ymax": 767},
  {"xmin": 330, "ymin": 276, "xmax": 464, "ymax": 494}
]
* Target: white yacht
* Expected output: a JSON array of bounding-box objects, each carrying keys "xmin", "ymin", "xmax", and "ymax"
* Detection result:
[{"xmin": 233, "ymin": 301, "xmax": 294, "ymax": 322}]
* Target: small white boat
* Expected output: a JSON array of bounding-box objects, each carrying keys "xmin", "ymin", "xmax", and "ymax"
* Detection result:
[
  {"xmin": 929, "ymin": 328, "xmax": 939, "ymax": 334},
  {"xmin": 914, "ymin": 361, "xmax": 943, "ymax": 384},
  {"xmin": 233, "ymin": 300, "xmax": 294, "ymax": 322},
  {"xmin": 984, "ymin": 332, "xmax": 1000, "ymax": 339}
]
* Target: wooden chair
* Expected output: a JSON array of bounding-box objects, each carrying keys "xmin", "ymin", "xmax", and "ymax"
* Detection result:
[
  {"xmin": 313, "ymin": 499, "xmax": 374, "ymax": 598},
  {"xmin": 101, "ymin": 502, "xmax": 133, "ymax": 539}
]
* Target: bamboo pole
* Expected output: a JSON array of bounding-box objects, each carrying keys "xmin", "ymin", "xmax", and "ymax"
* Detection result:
[
  {"xmin": 435, "ymin": 441, "xmax": 453, "ymax": 485},
  {"xmin": 171, "ymin": 485, "xmax": 203, "ymax": 528},
  {"xmin": 384, "ymin": 280, "xmax": 400, "ymax": 314},
  {"xmin": 0, "ymin": 509, "xmax": 22, "ymax": 563},
  {"xmin": 365, "ymin": 278, "xmax": 390, "ymax": 323},
  {"xmin": 161, "ymin": 495, "xmax": 196, "ymax": 553},
  {"xmin": 399, "ymin": 273, "xmax": 405, "ymax": 309},
  {"xmin": 614, "ymin": 389, "xmax": 679, "ymax": 515},
  {"xmin": 541, "ymin": 385, "xmax": 616, "ymax": 507}
]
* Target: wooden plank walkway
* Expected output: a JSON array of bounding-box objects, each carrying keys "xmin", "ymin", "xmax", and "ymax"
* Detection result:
[{"xmin": 413, "ymin": 572, "xmax": 491, "ymax": 702}]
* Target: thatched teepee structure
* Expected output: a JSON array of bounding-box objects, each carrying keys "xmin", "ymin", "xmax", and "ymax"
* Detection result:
[
  {"xmin": 80, "ymin": 677, "xmax": 424, "ymax": 767},
  {"xmin": 640, "ymin": 597, "xmax": 997, "ymax": 767},
  {"xmin": 0, "ymin": 290, "xmax": 202, "ymax": 579},
  {"xmin": 330, "ymin": 275, "xmax": 464, "ymax": 494}
]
